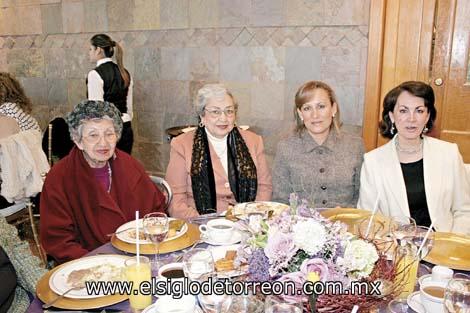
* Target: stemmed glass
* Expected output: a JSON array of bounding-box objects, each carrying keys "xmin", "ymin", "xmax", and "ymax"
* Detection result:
[
  {"xmin": 143, "ymin": 212, "xmax": 169, "ymax": 272},
  {"xmin": 389, "ymin": 216, "xmax": 417, "ymax": 246},
  {"xmin": 444, "ymin": 278, "xmax": 470, "ymax": 312},
  {"xmin": 264, "ymin": 295, "xmax": 303, "ymax": 313}
]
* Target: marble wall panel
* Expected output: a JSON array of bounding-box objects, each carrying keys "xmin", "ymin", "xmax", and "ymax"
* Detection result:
[
  {"xmin": 220, "ymin": 47, "xmax": 251, "ymax": 81},
  {"xmin": 67, "ymin": 78, "xmax": 86, "ymax": 107},
  {"xmin": 64, "ymin": 48, "xmax": 89, "ymax": 79},
  {"xmin": 250, "ymin": 82, "xmax": 284, "ymax": 120},
  {"xmin": 250, "ymin": 0, "xmax": 284, "ymax": 27},
  {"xmin": 134, "ymin": 110, "xmax": 164, "ymax": 143},
  {"xmin": 7, "ymin": 49, "xmax": 44, "ymax": 77},
  {"xmin": 189, "ymin": 47, "xmax": 219, "ymax": 81},
  {"xmin": 133, "ymin": 79, "xmax": 162, "ymax": 112},
  {"xmin": 45, "ymin": 48, "xmax": 67, "ymax": 78},
  {"xmin": 160, "ymin": 0, "xmax": 189, "ymax": 29},
  {"xmin": 19, "ymin": 5, "xmax": 42, "ymax": 34},
  {"xmin": 134, "ymin": 46, "xmax": 161, "ymax": 80},
  {"xmin": 107, "ymin": 0, "xmax": 134, "ymax": 31},
  {"xmin": 219, "ymin": 0, "xmax": 251, "ymax": 27},
  {"xmin": 324, "ymin": 0, "xmax": 370, "ymax": 26},
  {"xmin": 160, "ymin": 47, "xmax": 189, "ymax": 80},
  {"xmin": 0, "ymin": 7, "xmax": 18, "ymax": 36},
  {"xmin": 134, "ymin": 0, "xmax": 160, "ymax": 30},
  {"xmin": 20, "ymin": 77, "xmax": 48, "ymax": 106},
  {"xmin": 285, "ymin": 46, "xmax": 321, "ymax": 84},
  {"xmin": 251, "ymin": 47, "xmax": 285, "ymax": 82},
  {"xmin": 285, "ymin": 0, "xmax": 324, "ymax": 26},
  {"xmin": 133, "ymin": 141, "xmax": 164, "ymax": 174},
  {"xmin": 46, "ymin": 78, "xmax": 68, "ymax": 108},
  {"xmin": 62, "ymin": 0, "xmax": 84, "ymax": 33},
  {"xmin": 160, "ymin": 80, "xmax": 190, "ymax": 115},
  {"xmin": 41, "ymin": 3, "xmax": 63, "ymax": 34},
  {"xmin": 84, "ymin": 0, "xmax": 108, "ymax": 33},
  {"xmin": 0, "ymin": 49, "xmax": 7, "ymax": 71},
  {"xmin": 189, "ymin": 0, "xmax": 218, "ymax": 28}
]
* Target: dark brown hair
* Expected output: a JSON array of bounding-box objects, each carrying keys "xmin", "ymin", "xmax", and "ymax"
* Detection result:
[
  {"xmin": 90, "ymin": 34, "xmax": 130, "ymax": 88},
  {"xmin": 294, "ymin": 80, "xmax": 341, "ymax": 134},
  {"xmin": 0, "ymin": 72, "xmax": 33, "ymax": 113},
  {"xmin": 380, "ymin": 81, "xmax": 436, "ymax": 138}
]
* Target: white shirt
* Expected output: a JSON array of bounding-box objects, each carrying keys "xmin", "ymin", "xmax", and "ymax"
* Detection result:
[
  {"xmin": 87, "ymin": 58, "xmax": 133, "ymax": 122},
  {"xmin": 206, "ymin": 129, "xmax": 228, "ymax": 175}
]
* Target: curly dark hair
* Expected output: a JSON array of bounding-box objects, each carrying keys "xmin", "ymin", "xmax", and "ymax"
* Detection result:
[
  {"xmin": 0, "ymin": 72, "xmax": 33, "ymax": 113},
  {"xmin": 379, "ymin": 81, "xmax": 436, "ymax": 139}
]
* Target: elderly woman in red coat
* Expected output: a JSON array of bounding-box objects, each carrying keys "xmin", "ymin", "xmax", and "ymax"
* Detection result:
[{"xmin": 40, "ymin": 100, "xmax": 165, "ymax": 263}]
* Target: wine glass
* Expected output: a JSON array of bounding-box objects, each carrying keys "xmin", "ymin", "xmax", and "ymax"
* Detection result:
[
  {"xmin": 444, "ymin": 278, "xmax": 470, "ymax": 312},
  {"xmin": 389, "ymin": 215, "xmax": 417, "ymax": 246},
  {"xmin": 198, "ymin": 278, "xmax": 232, "ymax": 313},
  {"xmin": 143, "ymin": 212, "xmax": 169, "ymax": 272}
]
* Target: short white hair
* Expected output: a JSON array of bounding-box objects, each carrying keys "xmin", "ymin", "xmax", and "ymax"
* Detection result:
[{"xmin": 194, "ymin": 84, "xmax": 238, "ymax": 116}]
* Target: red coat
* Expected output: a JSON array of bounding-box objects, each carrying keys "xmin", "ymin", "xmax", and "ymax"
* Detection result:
[{"xmin": 40, "ymin": 147, "xmax": 165, "ymax": 263}]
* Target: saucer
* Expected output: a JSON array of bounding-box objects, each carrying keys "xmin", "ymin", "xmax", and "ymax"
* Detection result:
[
  {"xmin": 202, "ymin": 230, "xmax": 242, "ymax": 246},
  {"xmin": 142, "ymin": 297, "xmax": 203, "ymax": 313},
  {"xmin": 418, "ymin": 274, "xmax": 432, "ymax": 286},
  {"xmin": 407, "ymin": 291, "xmax": 425, "ymax": 313}
]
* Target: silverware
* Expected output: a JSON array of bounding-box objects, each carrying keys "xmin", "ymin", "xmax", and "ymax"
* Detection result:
[
  {"xmin": 106, "ymin": 227, "xmax": 132, "ymax": 237},
  {"xmin": 175, "ymin": 240, "xmax": 201, "ymax": 262},
  {"xmin": 42, "ymin": 286, "xmax": 82, "ymax": 309}
]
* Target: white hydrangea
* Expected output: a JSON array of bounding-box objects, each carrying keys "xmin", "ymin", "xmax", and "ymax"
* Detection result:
[
  {"xmin": 293, "ymin": 219, "xmax": 327, "ymax": 255},
  {"xmin": 337, "ymin": 239, "xmax": 379, "ymax": 279}
]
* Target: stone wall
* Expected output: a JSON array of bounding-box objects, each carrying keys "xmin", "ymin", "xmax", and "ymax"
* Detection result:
[{"xmin": 0, "ymin": 0, "xmax": 370, "ymax": 175}]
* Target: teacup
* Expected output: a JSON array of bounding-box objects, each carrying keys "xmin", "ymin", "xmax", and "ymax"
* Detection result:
[
  {"xmin": 420, "ymin": 280, "xmax": 446, "ymax": 313},
  {"xmin": 431, "ymin": 265, "xmax": 453, "ymax": 282},
  {"xmin": 199, "ymin": 219, "xmax": 235, "ymax": 243},
  {"xmin": 158, "ymin": 262, "xmax": 185, "ymax": 280},
  {"xmin": 154, "ymin": 295, "xmax": 196, "ymax": 313}
]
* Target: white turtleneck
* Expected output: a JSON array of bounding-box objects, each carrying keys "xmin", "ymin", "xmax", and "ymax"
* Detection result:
[{"xmin": 205, "ymin": 129, "xmax": 228, "ymax": 175}]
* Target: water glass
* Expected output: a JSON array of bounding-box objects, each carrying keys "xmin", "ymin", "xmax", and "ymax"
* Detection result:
[
  {"xmin": 264, "ymin": 295, "xmax": 303, "ymax": 313},
  {"xmin": 389, "ymin": 216, "xmax": 416, "ymax": 246},
  {"xmin": 388, "ymin": 298, "xmax": 424, "ymax": 312},
  {"xmin": 182, "ymin": 248, "xmax": 214, "ymax": 282},
  {"xmin": 444, "ymin": 278, "xmax": 470, "ymax": 312}
]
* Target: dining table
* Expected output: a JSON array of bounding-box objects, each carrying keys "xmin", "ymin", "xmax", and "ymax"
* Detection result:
[{"xmin": 27, "ymin": 211, "xmax": 469, "ymax": 313}]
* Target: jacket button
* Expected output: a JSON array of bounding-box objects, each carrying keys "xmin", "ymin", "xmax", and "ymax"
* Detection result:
[
  {"xmin": 322, "ymin": 200, "xmax": 327, "ymax": 205},
  {"xmin": 321, "ymin": 185, "xmax": 327, "ymax": 190},
  {"xmin": 319, "ymin": 168, "xmax": 325, "ymax": 173},
  {"xmin": 224, "ymin": 182, "xmax": 230, "ymax": 188}
]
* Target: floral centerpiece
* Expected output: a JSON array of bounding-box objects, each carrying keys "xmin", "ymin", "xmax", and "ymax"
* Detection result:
[{"xmin": 238, "ymin": 194, "xmax": 400, "ymax": 312}]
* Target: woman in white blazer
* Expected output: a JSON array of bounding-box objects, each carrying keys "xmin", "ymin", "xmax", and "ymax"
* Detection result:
[{"xmin": 358, "ymin": 81, "xmax": 470, "ymax": 235}]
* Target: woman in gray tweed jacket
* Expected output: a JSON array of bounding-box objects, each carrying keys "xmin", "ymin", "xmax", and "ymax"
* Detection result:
[
  {"xmin": 0, "ymin": 216, "xmax": 46, "ymax": 313},
  {"xmin": 272, "ymin": 81, "xmax": 364, "ymax": 208}
]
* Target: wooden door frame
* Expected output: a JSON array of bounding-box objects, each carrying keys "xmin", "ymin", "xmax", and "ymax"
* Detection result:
[{"xmin": 362, "ymin": 0, "xmax": 452, "ymax": 151}]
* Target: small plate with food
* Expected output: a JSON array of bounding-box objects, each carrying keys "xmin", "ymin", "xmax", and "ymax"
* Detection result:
[
  {"xmin": 49, "ymin": 254, "xmax": 128, "ymax": 299},
  {"xmin": 231, "ymin": 201, "xmax": 289, "ymax": 220},
  {"xmin": 210, "ymin": 244, "xmax": 248, "ymax": 277},
  {"xmin": 115, "ymin": 218, "xmax": 187, "ymax": 244}
]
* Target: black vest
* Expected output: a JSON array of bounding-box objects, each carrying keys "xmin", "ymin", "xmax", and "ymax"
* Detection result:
[
  {"xmin": 0, "ymin": 246, "xmax": 16, "ymax": 313},
  {"xmin": 92, "ymin": 62, "xmax": 129, "ymax": 114}
]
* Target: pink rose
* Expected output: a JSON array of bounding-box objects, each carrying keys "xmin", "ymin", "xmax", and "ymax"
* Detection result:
[
  {"xmin": 300, "ymin": 258, "xmax": 330, "ymax": 282},
  {"xmin": 276, "ymin": 271, "xmax": 307, "ymax": 302}
]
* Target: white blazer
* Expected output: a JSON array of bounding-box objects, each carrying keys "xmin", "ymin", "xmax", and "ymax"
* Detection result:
[{"xmin": 358, "ymin": 135, "xmax": 470, "ymax": 235}]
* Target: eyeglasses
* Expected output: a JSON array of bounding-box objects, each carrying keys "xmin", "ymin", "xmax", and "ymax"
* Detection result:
[
  {"xmin": 83, "ymin": 132, "xmax": 117, "ymax": 144},
  {"xmin": 204, "ymin": 108, "xmax": 236, "ymax": 118}
]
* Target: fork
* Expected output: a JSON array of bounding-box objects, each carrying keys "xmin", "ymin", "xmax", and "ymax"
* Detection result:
[
  {"xmin": 42, "ymin": 286, "xmax": 82, "ymax": 309},
  {"xmin": 174, "ymin": 240, "xmax": 201, "ymax": 262},
  {"xmin": 106, "ymin": 227, "xmax": 133, "ymax": 237}
]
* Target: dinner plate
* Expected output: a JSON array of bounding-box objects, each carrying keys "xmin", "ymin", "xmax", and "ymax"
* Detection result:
[
  {"xmin": 424, "ymin": 232, "xmax": 470, "ymax": 271},
  {"xmin": 202, "ymin": 230, "xmax": 242, "ymax": 246},
  {"xmin": 49, "ymin": 254, "xmax": 129, "ymax": 299},
  {"xmin": 232, "ymin": 201, "xmax": 289, "ymax": 220},
  {"xmin": 37, "ymin": 255, "xmax": 128, "ymax": 310},
  {"xmin": 210, "ymin": 244, "xmax": 248, "ymax": 277},
  {"xmin": 111, "ymin": 223, "xmax": 200, "ymax": 254},
  {"xmin": 407, "ymin": 291, "xmax": 425, "ymax": 313},
  {"xmin": 115, "ymin": 218, "xmax": 188, "ymax": 244}
]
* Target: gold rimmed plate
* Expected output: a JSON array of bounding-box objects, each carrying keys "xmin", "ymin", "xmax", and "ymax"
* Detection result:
[
  {"xmin": 320, "ymin": 208, "xmax": 374, "ymax": 231},
  {"xmin": 36, "ymin": 254, "xmax": 128, "ymax": 310},
  {"xmin": 111, "ymin": 223, "xmax": 200, "ymax": 254},
  {"xmin": 424, "ymin": 232, "xmax": 470, "ymax": 271}
]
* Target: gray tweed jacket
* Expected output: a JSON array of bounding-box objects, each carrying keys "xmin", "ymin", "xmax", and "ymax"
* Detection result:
[{"xmin": 272, "ymin": 129, "xmax": 364, "ymax": 208}]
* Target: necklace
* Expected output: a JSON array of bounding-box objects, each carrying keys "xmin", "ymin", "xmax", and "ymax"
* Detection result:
[
  {"xmin": 107, "ymin": 162, "xmax": 112, "ymax": 193},
  {"xmin": 395, "ymin": 138, "xmax": 423, "ymax": 154}
]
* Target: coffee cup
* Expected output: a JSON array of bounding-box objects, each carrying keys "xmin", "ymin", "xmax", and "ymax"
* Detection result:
[
  {"xmin": 154, "ymin": 295, "xmax": 196, "ymax": 313},
  {"xmin": 431, "ymin": 265, "xmax": 453, "ymax": 282},
  {"xmin": 199, "ymin": 219, "xmax": 235, "ymax": 243},
  {"xmin": 158, "ymin": 262, "xmax": 185, "ymax": 281},
  {"xmin": 420, "ymin": 280, "xmax": 446, "ymax": 313}
]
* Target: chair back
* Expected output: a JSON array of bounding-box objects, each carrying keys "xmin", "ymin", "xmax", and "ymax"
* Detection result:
[
  {"xmin": 149, "ymin": 176, "xmax": 173, "ymax": 211},
  {"xmin": 42, "ymin": 117, "xmax": 74, "ymax": 165}
]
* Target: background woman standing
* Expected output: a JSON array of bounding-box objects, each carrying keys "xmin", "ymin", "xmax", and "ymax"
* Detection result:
[{"xmin": 87, "ymin": 34, "xmax": 134, "ymax": 154}]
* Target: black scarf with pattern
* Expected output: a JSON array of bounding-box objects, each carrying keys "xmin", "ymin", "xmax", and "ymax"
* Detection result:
[{"xmin": 190, "ymin": 126, "xmax": 257, "ymax": 214}]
